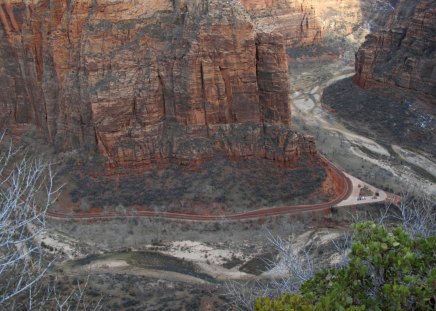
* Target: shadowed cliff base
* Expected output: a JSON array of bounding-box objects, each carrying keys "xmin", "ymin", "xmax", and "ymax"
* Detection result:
[{"xmin": 322, "ymin": 77, "xmax": 436, "ymax": 156}]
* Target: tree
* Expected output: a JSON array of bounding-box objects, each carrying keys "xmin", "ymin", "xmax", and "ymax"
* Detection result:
[
  {"xmin": 0, "ymin": 132, "xmax": 59, "ymax": 307},
  {"xmin": 255, "ymin": 222, "xmax": 436, "ymax": 311},
  {"xmin": 225, "ymin": 230, "xmax": 317, "ymax": 311},
  {"xmin": 0, "ymin": 132, "xmax": 101, "ymax": 310}
]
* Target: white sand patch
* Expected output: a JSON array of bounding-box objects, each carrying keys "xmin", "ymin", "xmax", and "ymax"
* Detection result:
[
  {"xmin": 294, "ymin": 98, "xmax": 315, "ymax": 113},
  {"xmin": 32, "ymin": 227, "xmax": 84, "ymax": 259},
  {"xmin": 358, "ymin": 141, "xmax": 391, "ymax": 157},
  {"xmin": 161, "ymin": 240, "xmax": 244, "ymax": 266},
  {"xmin": 196, "ymin": 262, "xmax": 252, "ymax": 280},
  {"xmin": 41, "ymin": 235, "xmax": 77, "ymax": 258},
  {"xmin": 159, "ymin": 240, "xmax": 258, "ymax": 280},
  {"xmin": 310, "ymin": 86, "xmax": 320, "ymax": 94}
]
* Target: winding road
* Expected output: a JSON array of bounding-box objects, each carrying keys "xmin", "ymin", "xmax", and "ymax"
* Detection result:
[{"xmin": 47, "ymin": 156, "xmax": 357, "ymax": 222}]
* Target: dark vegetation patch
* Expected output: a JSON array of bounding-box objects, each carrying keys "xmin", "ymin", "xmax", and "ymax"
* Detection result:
[
  {"xmin": 43, "ymin": 273, "xmax": 228, "ymax": 311},
  {"xmin": 63, "ymin": 251, "xmax": 216, "ymax": 283},
  {"xmin": 239, "ymin": 251, "xmax": 278, "ymax": 276},
  {"xmin": 67, "ymin": 156, "xmax": 331, "ymax": 214},
  {"xmin": 322, "ymin": 77, "xmax": 435, "ymax": 155},
  {"xmin": 222, "ymin": 256, "xmax": 244, "ymax": 270}
]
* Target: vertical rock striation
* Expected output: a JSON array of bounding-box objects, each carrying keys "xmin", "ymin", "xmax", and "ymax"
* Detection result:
[
  {"xmin": 0, "ymin": 0, "xmax": 319, "ymax": 169},
  {"xmin": 354, "ymin": 0, "xmax": 436, "ymax": 104},
  {"xmin": 242, "ymin": 0, "xmax": 322, "ymax": 47}
]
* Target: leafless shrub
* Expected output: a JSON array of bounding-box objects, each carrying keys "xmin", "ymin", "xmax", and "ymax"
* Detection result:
[
  {"xmin": 225, "ymin": 230, "xmax": 317, "ymax": 310},
  {"xmin": 224, "ymin": 280, "xmax": 263, "ymax": 311},
  {"xmin": 264, "ymin": 231, "xmax": 315, "ymax": 293},
  {"xmin": 329, "ymin": 230, "xmax": 353, "ymax": 268},
  {"xmin": 381, "ymin": 192, "xmax": 435, "ymax": 238},
  {"xmin": 37, "ymin": 276, "xmax": 103, "ymax": 311},
  {"xmin": 0, "ymin": 132, "xmax": 101, "ymax": 310},
  {"xmin": 0, "ymin": 132, "xmax": 61, "ymax": 306}
]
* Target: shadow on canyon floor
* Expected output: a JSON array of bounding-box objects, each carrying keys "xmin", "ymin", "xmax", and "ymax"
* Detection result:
[{"xmin": 322, "ymin": 77, "xmax": 435, "ymax": 157}]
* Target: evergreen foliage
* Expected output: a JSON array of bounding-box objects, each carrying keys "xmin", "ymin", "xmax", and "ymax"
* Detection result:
[{"xmin": 255, "ymin": 222, "xmax": 436, "ymax": 311}]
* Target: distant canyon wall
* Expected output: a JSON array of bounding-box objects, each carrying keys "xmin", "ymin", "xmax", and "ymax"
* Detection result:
[
  {"xmin": 246, "ymin": 0, "xmax": 399, "ymax": 62},
  {"xmin": 354, "ymin": 0, "xmax": 436, "ymax": 103},
  {"xmin": 0, "ymin": 0, "xmax": 319, "ymax": 168}
]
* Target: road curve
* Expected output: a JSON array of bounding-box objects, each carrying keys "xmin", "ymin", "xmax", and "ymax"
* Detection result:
[{"xmin": 47, "ymin": 156, "xmax": 353, "ymax": 222}]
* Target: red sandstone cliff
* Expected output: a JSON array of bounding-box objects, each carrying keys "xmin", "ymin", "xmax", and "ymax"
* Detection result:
[
  {"xmin": 0, "ymin": 0, "xmax": 317, "ymax": 169},
  {"xmin": 242, "ymin": 0, "xmax": 322, "ymax": 47},
  {"xmin": 354, "ymin": 0, "xmax": 436, "ymax": 103}
]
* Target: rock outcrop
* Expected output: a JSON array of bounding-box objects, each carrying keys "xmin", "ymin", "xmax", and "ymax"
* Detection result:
[
  {"xmin": 0, "ymin": 0, "xmax": 318, "ymax": 169},
  {"xmin": 354, "ymin": 0, "xmax": 436, "ymax": 103}
]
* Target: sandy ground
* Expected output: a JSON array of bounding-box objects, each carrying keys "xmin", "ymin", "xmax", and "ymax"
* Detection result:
[
  {"xmin": 161, "ymin": 241, "xmax": 254, "ymax": 280},
  {"xmin": 161, "ymin": 241, "xmax": 242, "ymax": 266}
]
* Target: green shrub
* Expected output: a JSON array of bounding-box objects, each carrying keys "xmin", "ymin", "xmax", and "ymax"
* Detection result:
[{"xmin": 255, "ymin": 222, "xmax": 436, "ymax": 311}]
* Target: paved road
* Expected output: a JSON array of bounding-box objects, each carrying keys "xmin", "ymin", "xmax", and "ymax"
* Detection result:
[{"xmin": 47, "ymin": 156, "xmax": 354, "ymax": 222}]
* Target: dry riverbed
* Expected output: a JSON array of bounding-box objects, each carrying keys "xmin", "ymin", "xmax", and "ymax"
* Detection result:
[{"xmin": 289, "ymin": 60, "xmax": 436, "ymax": 198}]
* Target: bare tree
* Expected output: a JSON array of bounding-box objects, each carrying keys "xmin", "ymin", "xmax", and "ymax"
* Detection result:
[
  {"xmin": 225, "ymin": 230, "xmax": 317, "ymax": 311},
  {"xmin": 0, "ymin": 132, "xmax": 60, "ymax": 307},
  {"xmin": 36, "ymin": 276, "xmax": 103, "ymax": 311},
  {"xmin": 381, "ymin": 192, "xmax": 435, "ymax": 238},
  {"xmin": 0, "ymin": 132, "xmax": 102, "ymax": 310},
  {"xmin": 264, "ymin": 231, "xmax": 315, "ymax": 294},
  {"xmin": 224, "ymin": 280, "xmax": 264, "ymax": 311}
]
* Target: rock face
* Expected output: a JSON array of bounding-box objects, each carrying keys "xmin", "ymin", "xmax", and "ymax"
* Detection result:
[
  {"xmin": 243, "ymin": 0, "xmax": 322, "ymax": 47},
  {"xmin": 0, "ymin": 0, "xmax": 318, "ymax": 169},
  {"xmin": 245, "ymin": 0, "xmax": 398, "ymax": 63},
  {"xmin": 354, "ymin": 0, "xmax": 436, "ymax": 103}
]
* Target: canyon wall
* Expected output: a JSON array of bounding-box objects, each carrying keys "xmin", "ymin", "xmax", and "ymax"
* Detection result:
[
  {"xmin": 244, "ymin": 0, "xmax": 397, "ymax": 63},
  {"xmin": 0, "ymin": 0, "xmax": 319, "ymax": 169},
  {"xmin": 243, "ymin": 0, "xmax": 322, "ymax": 47},
  {"xmin": 354, "ymin": 0, "xmax": 436, "ymax": 103}
]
